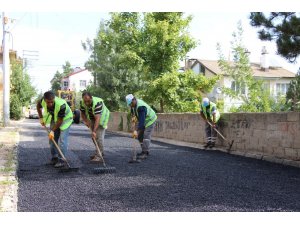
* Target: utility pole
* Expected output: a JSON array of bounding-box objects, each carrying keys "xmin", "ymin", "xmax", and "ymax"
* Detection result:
[{"xmin": 2, "ymin": 12, "xmax": 10, "ymax": 126}]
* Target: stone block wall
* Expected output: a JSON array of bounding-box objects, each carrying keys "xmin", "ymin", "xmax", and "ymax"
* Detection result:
[{"xmin": 108, "ymin": 112, "xmax": 300, "ymax": 163}]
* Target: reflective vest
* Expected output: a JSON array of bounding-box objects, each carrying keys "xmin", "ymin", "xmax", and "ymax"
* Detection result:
[
  {"xmin": 134, "ymin": 99, "xmax": 157, "ymax": 128},
  {"xmin": 41, "ymin": 97, "xmax": 73, "ymax": 130},
  {"xmin": 80, "ymin": 96, "xmax": 110, "ymax": 129},
  {"xmin": 200, "ymin": 101, "xmax": 220, "ymax": 122}
]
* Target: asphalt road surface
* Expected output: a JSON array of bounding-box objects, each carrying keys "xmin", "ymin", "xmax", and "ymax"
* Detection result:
[{"xmin": 17, "ymin": 119, "xmax": 300, "ymax": 212}]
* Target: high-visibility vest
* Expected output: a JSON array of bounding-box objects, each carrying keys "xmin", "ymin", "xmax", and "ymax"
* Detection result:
[
  {"xmin": 80, "ymin": 96, "xmax": 110, "ymax": 129},
  {"xmin": 41, "ymin": 97, "xmax": 73, "ymax": 130},
  {"xmin": 133, "ymin": 99, "xmax": 157, "ymax": 128},
  {"xmin": 200, "ymin": 101, "xmax": 220, "ymax": 122}
]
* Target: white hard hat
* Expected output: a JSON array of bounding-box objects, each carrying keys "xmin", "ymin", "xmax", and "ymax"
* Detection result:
[
  {"xmin": 202, "ymin": 97, "xmax": 210, "ymax": 107},
  {"xmin": 126, "ymin": 94, "xmax": 134, "ymax": 106}
]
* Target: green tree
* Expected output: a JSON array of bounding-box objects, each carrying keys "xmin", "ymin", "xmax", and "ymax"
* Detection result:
[
  {"xmin": 50, "ymin": 61, "xmax": 74, "ymax": 94},
  {"xmin": 10, "ymin": 61, "xmax": 36, "ymax": 119},
  {"xmin": 83, "ymin": 13, "xmax": 144, "ymax": 111},
  {"xmin": 140, "ymin": 70, "xmax": 219, "ymax": 112},
  {"xmin": 217, "ymin": 22, "xmax": 272, "ymax": 112},
  {"xmin": 249, "ymin": 12, "xmax": 300, "ymax": 63},
  {"xmin": 286, "ymin": 69, "xmax": 300, "ymax": 111},
  {"xmin": 141, "ymin": 12, "xmax": 197, "ymax": 111}
]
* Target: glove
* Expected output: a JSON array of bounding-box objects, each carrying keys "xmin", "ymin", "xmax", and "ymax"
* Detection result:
[
  {"xmin": 40, "ymin": 118, "xmax": 45, "ymax": 127},
  {"xmin": 48, "ymin": 130, "xmax": 54, "ymax": 140},
  {"xmin": 132, "ymin": 130, "xmax": 138, "ymax": 139}
]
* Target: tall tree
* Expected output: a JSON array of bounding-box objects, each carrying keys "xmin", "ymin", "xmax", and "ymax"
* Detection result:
[
  {"xmin": 83, "ymin": 13, "xmax": 144, "ymax": 111},
  {"xmin": 249, "ymin": 12, "xmax": 300, "ymax": 63},
  {"xmin": 10, "ymin": 61, "xmax": 36, "ymax": 119},
  {"xmin": 140, "ymin": 12, "xmax": 197, "ymax": 112},
  {"xmin": 217, "ymin": 22, "xmax": 272, "ymax": 112}
]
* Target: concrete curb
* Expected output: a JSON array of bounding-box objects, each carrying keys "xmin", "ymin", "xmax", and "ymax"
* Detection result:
[{"xmin": 108, "ymin": 130, "xmax": 300, "ymax": 169}]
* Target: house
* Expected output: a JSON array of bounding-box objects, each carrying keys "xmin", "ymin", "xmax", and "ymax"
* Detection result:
[
  {"xmin": 60, "ymin": 67, "xmax": 93, "ymax": 92},
  {"xmin": 187, "ymin": 49, "xmax": 296, "ymax": 112}
]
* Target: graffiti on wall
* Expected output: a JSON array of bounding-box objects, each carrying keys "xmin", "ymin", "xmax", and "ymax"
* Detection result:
[
  {"xmin": 279, "ymin": 122, "xmax": 297, "ymax": 136},
  {"xmin": 230, "ymin": 119, "xmax": 252, "ymax": 137},
  {"xmin": 154, "ymin": 120, "xmax": 191, "ymax": 133}
]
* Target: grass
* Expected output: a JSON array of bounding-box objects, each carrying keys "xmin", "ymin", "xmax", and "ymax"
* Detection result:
[{"xmin": 0, "ymin": 180, "xmax": 17, "ymax": 186}]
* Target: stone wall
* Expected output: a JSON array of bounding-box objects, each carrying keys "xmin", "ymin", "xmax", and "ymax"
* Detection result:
[{"xmin": 108, "ymin": 112, "xmax": 300, "ymax": 165}]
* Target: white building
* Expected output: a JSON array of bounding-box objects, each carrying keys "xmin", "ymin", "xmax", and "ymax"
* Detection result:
[
  {"xmin": 61, "ymin": 67, "xmax": 93, "ymax": 92},
  {"xmin": 188, "ymin": 50, "xmax": 296, "ymax": 112}
]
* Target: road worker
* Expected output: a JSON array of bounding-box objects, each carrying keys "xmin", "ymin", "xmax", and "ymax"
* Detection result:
[
  {"xmin": 80, "ymin": 91, "xmax": 110, "ymax": 163},
  {"xmin": 126, "ymin": 94, "xmax": 157, "ymax": 160},
  {"xmin": 37, "ymin": 91, "xmax": 73, "ymax": 167},
  {"xmin": 200, "ymin": 97, "xmax": 220, "ymax": 148}
]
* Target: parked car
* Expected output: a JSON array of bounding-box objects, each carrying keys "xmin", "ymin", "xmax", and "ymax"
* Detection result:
[{"xmin": 28, "ymin": 105, "xmax": 39, "ymax": 119}]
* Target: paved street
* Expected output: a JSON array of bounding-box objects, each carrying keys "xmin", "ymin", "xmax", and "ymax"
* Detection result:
[{"xmin": 17, "ymin": 119, "xmax": 300, "ymax": 212}]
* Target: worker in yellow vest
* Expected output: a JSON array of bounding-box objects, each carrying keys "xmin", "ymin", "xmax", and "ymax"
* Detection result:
[
  {"xmin": 80, "ymin": 91, "xmax": 110, "ymax": 163},
  {"xmin": 200, "ymin": 97, "xmax": 220, "ymax": 148},
  {"xmin": 37, "ymin": 91, "xmax": 73, "ymax": 168},
  {"xmin": 126, "ymin": 94, "xmax": 157, "ymax": 160}
]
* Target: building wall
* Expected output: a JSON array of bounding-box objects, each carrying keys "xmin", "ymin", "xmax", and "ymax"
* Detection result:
[
  {"xmin": 68, "ymin": 70, "xmax": 93, "ymax": 92},
  {"xmin": 108, "ymin": 112, "xmax": 300, "ymax": 166}
]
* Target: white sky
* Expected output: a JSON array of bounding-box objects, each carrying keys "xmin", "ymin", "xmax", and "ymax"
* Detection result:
[{"xmin": 1, "ymin": 1, "xmax": 300, "ymax": 94}]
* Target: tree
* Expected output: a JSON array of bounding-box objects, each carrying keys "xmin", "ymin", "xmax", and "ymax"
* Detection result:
[
  {"xmin": 217, "ymin": 22, "xmax": 272, "ymax": 112},
  {"xmin": 140, "ymin": 13, "xmax": 197, "ymax": 111},
  {"xmin": 83, "ymin": 13, "xmax": 145, "ymax": 111},
  {"xmin": 83, "ymin": 12, "xmax": 213, "ymax": 112},
  {"xmin": 249, "ymin": 12, "xmax": 300, "ymax": 63},
  {"xmin": 140, "ymin": 70, "xmax": 219, "ymax": 112},
  {"xmin": 10, "ymin": 60, "xmax": 36, "ymax": 119},
  {"xmin": 50, "ymin": 61, "xmax": 74, "ymax": 94},
  {"xmin": 286, "ymin": 69, "xmax": 300, "ymax": 111}
]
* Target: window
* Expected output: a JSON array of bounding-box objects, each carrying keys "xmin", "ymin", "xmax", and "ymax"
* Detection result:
[
  {"xmin": 200, "ymin": 64, "xmax": 205, "ymax": 74},
  {"xmin": 63, "ymin": 81, "xmax": 68, "ymax": 87},
  {"xmin": 80, "ymin": 80, "xmax": 87, "ymax": 87},
  {"xmin": 231, "ymin": 81, "xmax": 246, "ymax": 95},
  {"xmin": 276, "ymin": 83, "xmax": 289, "ymax": 96}
]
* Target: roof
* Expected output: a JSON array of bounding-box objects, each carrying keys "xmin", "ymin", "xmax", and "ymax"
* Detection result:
[
  {"xmin": 66, "ymin": 68, "xmax": 87, "ymax": 77},
  {"xmin": 191, "ymin": 59, "xmax": 296, "ymax": 78}
]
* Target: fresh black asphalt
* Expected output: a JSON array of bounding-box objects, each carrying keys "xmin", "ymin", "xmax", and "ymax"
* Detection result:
[{"xmin": 17, "ymin": 119, "xmax": 300, "ymax": 212}]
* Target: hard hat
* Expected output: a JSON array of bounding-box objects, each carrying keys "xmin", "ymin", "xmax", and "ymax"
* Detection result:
[
  {"xmin": 202, "ymin": 97, "xmax": 210, "ymax": 107},
  {"xmin": 126, "ymin": 94, "xmax": 134, "ymax": 106}
]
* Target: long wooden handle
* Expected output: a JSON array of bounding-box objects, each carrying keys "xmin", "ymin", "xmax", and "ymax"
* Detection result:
[
  {"xmin": 206, "ymin": 120, "xmax": 227, "ymax": 141},
  {"xmin": 92, "ymin": 136, "xmax": 106, "ymax": 167},
  {"xmin": 45, "ymin": 127, "xmax": 69, "ymax": 166}
]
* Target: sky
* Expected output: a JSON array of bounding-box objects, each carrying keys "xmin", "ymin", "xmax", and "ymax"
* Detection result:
[{"xmin": 1, "ymin": 2, "xmax": 300, "ymax": 94}]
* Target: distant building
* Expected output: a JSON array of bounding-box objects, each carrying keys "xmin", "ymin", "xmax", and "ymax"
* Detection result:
[
  {"xmin": 60, "ymin": 67, "xmax": 93, "ymax": 92},
  {"xmin": 187, "ymin": 48, "xmax": 296, "ymax": 112}
]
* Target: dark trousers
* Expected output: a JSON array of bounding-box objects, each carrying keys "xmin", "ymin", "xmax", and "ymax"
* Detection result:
[{"xmin": 205, "ymin": 122, "xmax": 218, "ymax": 144}]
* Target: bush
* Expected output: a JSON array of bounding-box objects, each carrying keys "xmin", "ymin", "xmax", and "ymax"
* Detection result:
[{"xmin": 10, "ymin": 94, "xmax": 22, "ymax": 120}]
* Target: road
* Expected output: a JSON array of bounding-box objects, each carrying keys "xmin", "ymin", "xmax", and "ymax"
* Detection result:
[{"xmin": 17, "ymin": 119, "xmax": 300, "ymax": 212}]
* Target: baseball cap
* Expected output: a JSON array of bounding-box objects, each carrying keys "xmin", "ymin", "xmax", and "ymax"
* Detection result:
[
  {"xmin": 126, "ymin": 94, "xmax": 134, "ymax": 106},
  {"xmin": 202, "ymin": 97, "xmax": 210, "ymax": 107}
]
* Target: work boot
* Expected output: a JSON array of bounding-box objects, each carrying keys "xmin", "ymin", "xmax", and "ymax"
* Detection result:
[
  {"xmin": 49, "ymin": 157, "xmax": 59, "ymax": 165},
  {"xmin": 137, "ymin": 151, "xmax": 149, "ymax": 156},
  {"xmin": 90, "ymin": 155, "xmax": 104, "ymax": 163},
  {"xmin": 137, "ymin": 151, "xmax": 149, "ymax": 160},
  {"xmin": 204, "ymin": 142, "xmax": 211, "ymax": 148},
  {"xmin": 209, "ymin": 142, "xmax": 215, "ymax": 148},
  {"xmin": 54, "ymin": 161, "xmax": 67, "ymax": 168}
]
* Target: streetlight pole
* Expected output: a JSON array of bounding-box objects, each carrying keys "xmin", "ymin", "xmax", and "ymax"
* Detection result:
[{"xmin": 2, "ymin": 12, "xmax": 10, "ymax": 126}]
